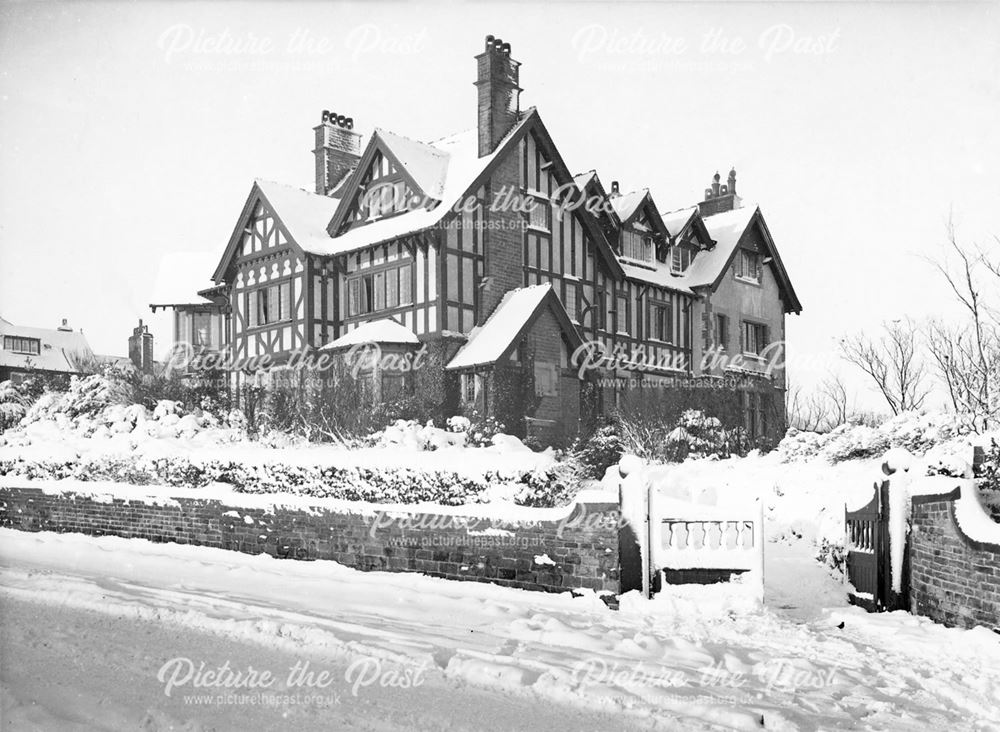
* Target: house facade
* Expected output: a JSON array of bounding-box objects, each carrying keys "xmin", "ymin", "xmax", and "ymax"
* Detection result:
[{"xmin": 152, "ymin": 35, "xmax": 801, "ymax": 446}]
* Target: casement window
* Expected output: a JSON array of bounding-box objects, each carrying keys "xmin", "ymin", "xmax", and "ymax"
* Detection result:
[
  {"xmin": 743, "ymin": 321, "xmax": 768, "ymax": 356},
  {"xmin": 736, "ymin": 249, "xmax": 762, "ymax": 283},
  {"xmin": 252, "ymin": 282, "xmax": 292, "ymax": 326},
  {"xmin": 650, "ymin": 302, "xmax": 673, "ymax": 343},
  {"xmin": 671, "ymin": 246, "xmax": 693, "ymax": 273},
  {"xmin": 715, "ymin": 314, "xmax": 730, "ymax": 350},
  {"xmin": 527, "ymin": 196, "xmax": 551, "ymax": 231},
  {"xmin": 347, "ymin": 263, "xmax": 413, "ymax": 317},
  {"xmin": 192, "ymin": 312, "xmax": 213, "ymax": 347},
  {"xmin": 3, "ymin": 336, "xmax": 40, "ymax": 355},
  {"xmin": 461, "ymin": 372, "xmax": 486, "ymax": 406},
  {"xmin": 622, "ymin": 230, "xmax": 654, "ymax": 263},
  {"xmin": 367, "ymin": 180, "xmax": 407, "ymax": 220},
  {"xmin": 616, "ymin": 293, "xmax": 629, "ymax": 334}
]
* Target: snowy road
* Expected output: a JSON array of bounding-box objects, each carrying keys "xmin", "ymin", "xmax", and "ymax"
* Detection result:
[{"xmin": 1, "ymin": 529, "xmax": 999, "ymax": 731}]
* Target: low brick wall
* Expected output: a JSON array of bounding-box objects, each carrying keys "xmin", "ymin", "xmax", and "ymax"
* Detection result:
[
  {"xmin": 0, "ymin": 484, "xmax": 620, "ymax": 594},
  {"xmin": 909, "ymin": 487, "xmax": 1000, "ymax": 630}
]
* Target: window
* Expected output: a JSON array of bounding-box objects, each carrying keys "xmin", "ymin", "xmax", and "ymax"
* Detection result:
[
  {"xmin": 527, "ymin": 197, "xmax": 551, "ymax": 231},
  {"xmin": 650, "ymin": 302, "xmax": 673, "ymax": 343},
  {"xmin": 671, "ymin": 246, "xmax": 692, "ymax": 273},
  {"xmin": 616, "ymin": 293, "xmax": 629, "ymax": 334},
  {"xmin": 622, "ymin": 230, "xmax": 653, "ymax": 263},
  {"xmin": 3, "ymin": 336, "xmax": 40, "ymax": 355},
  {"xmin": 743, "ymin": 321, "xmax": 768, "ymax": 355},
  {"xmin": 249, "ymin": 282, "xmax": 291, "ymax": 327},
  {"xmin": 715, "ymin": 314, "xmax": 729, "ymax": 350},
  {"xmin": 461, "ymin": 372, "xmax": 482, "ymax": 405},
  {"xmin": 367, "ymin": 180, "xmax": 407, "ymax": 219},
  {"xmin": 347, "ymin": 263, "xmax": 413, "ymax": 317},
  {"xmin": 736, "ymin": 249, "xmax": 762, "ymax": 283},
  {"xmin": 192, "ymin": 313, "xmax": 212, "ymax": 347}
]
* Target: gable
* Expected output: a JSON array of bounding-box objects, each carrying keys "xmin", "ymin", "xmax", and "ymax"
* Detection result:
[
  {"xmin": 212, "ymin": 183, "xmax": 308, "ymax": 283},
  {"xmin": 327, "ymin": 135, "xmax": 431, "ymax": 236},
  {"xmin": 705, "ymin": 209, "xmax": 802, "ymax": 314}
]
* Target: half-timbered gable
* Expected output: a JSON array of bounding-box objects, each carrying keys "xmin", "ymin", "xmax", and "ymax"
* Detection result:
[{"xmin": 212, "ymin": 181, "xmax": 339, "ymax": 362}]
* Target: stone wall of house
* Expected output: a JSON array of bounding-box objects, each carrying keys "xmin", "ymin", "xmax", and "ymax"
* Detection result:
[
  {"xmin": 0, "ymin": 486, "xmax": 620, "ymax": 594},
  {"xmin": 909, "ymin": 488, "xmax": 1000, "ymax": 630}
]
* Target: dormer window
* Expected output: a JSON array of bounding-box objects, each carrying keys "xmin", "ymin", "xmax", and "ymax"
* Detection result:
[
  {"xmin": 736, "ymin": 249, "xmax": 762, "ymax": 283},
  {"xmin": 621, "ymin": 230, "xmax": 653, "ymax": 263},
  {"xmin": 3, "ymin": 336, "xmax": 40, "ymax": 355},
  {"xmin": 670, "ymin": 245, "xmax": 693, "ymax": 274}
]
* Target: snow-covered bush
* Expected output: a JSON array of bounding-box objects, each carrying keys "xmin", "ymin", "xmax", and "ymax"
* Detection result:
[
  {"xmin": 616, "ymin": 409, "xmax": 748, "ymax": 464},
  {"xmin": 0, "ymin": 380, "xmax": 31, "ymax": 432},
  {"xmin": 0, "ymin": 454, "xmax": 574, "ymax": 507},
  {"xmin": 777, "ymin": 411, "xmax": 975, "ymax": 463},
  {"xmin": 571, "ymin": 419, "xmax": 623, "ymax": 478}
]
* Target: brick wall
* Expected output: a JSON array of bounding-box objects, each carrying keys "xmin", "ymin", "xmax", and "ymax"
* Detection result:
[
  {"xmin": 0, "ymin": 486, "xmax": 620, "ymax": 595},
  {"xmin": 909, "ymin": 488, "xmax": 1000, "ymax": 630}
]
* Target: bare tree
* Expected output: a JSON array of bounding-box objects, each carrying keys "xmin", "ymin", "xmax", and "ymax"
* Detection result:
[
  {"xmin": 923, "ymin": 220, "xmax": 1000, "ymax": 430},
  {"xmin": 786, "ymin": 372, "xmax": 853, "ymax": 432},
  {"xmin": 840, "ymin": 319, "xmax": 930, "ymax": 416}
]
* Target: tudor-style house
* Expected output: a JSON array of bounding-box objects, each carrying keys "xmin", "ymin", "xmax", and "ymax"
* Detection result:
[{"xmin": 152, "ymin": 35, "xmax": 801, "ymax": 446}]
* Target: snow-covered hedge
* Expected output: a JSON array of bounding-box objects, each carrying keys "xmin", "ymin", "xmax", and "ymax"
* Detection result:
[
  {"xmin": 0, "ymin": 454, "xmax": 574, "ymax": 507},
  {"xmin": 777, "ymin": 411, "xmax": 974, "ymax": 463}
]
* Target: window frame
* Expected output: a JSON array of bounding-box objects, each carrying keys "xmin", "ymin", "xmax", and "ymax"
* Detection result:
[
  {"xmin": 3, "ymin": 336, "xmax": 41, "ymax": 355},
  {"xmin": 735, "ymin": 249, "xmax": 762, "ymax": 284}
]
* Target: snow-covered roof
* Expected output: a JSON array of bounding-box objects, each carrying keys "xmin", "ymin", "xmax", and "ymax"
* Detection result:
[
  {"xmin": 255, "ymin": 179, "xmax": 342, "ymax": 257},
  {"xmin": 319, "ymin": 319, "xmax": 419, "ymax": 350},
  {"xmin": 377, "ymin": 129, "xmax": 450, "ymax": 198},
  {"xmin": 661, "ymin": 206, "xmax": 699, "ymax": 239},
  {"xmin": 608, "ymin": 190, "xmax": 647, "ymax": 223},
  {"xmin": 676, "ymin": 205, "xmax": 758, "ymax": 289},
  {"xmin": 0, "ymin": 317, "xmax": 96, "ymax": 374},
  {"xmin": 313, "ymin": 114, "xmax": 535, "ymax": 257},
  {"xmin": 573, "ymin": 170, "xmax": 597, "ymax": 191},
  {"xmin": 150, "ymin": 252, "xmax": 220, "ymax": 306},
  {"xmin": 446, "ymin": 284, "xmax": 554, "ymax": 370}
]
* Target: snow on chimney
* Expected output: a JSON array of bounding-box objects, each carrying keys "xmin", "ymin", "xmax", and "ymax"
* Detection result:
[
  {"xmin": 57, "ymin": 318, "xmax": 72, "ymax": 332},
  {"xmin": 475, "ymin": 35, "xmax": 521, "ymax": 158},
  {"xmin": 313, "ymin": 110, "xmax": 362, "ymax": 196},
  {"xmin": 699, "ymin": 168, "xmax": 741, "ymax": 216}
]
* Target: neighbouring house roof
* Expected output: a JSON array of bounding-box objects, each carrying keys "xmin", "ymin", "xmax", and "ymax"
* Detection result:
[
  {"xmin": 0, "ymin": 317, "xmax": 97, "ymax": 374},
  {"xmin": 319, "ymin": 319, "xmax": 420, "ymax": 351},
  {"xmin": 446, "ymin": 284, "xmax": 581, "ymax": 370}
]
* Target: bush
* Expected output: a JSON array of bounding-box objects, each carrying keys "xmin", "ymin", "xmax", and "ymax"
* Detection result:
[
  {"xmin": 0, "ymin": 454, "xmax": 576, "ymax": 508},
  {"xmin": 0, "ymin": 381, "xmax": 32, "ymax": 432},
  {"xmin": 571, "ymin": 418, "xmax": 623, "ymax": 478},
  {"xmin": 777, "ymin": 411, "xmax": 974, "ymax": 463},
  {"xmin": 616, "ymin": 409, "xmax": 751, "ymax": 463}
]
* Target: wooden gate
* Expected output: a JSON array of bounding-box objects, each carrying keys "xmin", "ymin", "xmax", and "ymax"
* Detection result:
[{"xmin": 845, "ymin": 480, "xmax": 899, "ymax": 611}]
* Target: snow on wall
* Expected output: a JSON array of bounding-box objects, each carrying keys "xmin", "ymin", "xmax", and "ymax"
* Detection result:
[{"xmin": 0, "ymin": 482, "xmax": 622, "ymax": 595}]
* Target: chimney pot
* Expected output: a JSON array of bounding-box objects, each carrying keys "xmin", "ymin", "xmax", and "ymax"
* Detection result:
[
  {"xmin": 485, "ymin": 34, "xmax": 495, "ymax": 47},
  {"xmin": 345, "ymin": 117, "xmax": 354, "ymax": 129},
  {"xmin": 611, "ymin": 181, "xmax": 620, "ymax": 195},
  {"xmin": 501, "ymin": 42, "xmax": 511, "ymax": 55}
]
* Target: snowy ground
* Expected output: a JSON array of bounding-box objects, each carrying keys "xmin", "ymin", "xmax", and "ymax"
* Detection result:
[{"xmin": 2, "ymin": 529, "xmax": 999, "ymax": 731}]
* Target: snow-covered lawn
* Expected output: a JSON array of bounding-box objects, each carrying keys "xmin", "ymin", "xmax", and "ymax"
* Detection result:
[{"xmin": 1, "ymin": 529, "xmax": 998, "ymax": 730}]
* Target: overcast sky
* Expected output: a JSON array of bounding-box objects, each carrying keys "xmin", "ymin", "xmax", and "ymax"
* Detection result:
[{"xmin": 1, "ymin": 2, "xmax": 997, "ymax": 411}]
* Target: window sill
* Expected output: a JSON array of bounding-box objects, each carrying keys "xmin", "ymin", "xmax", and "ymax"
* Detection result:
[
  {"xmin": 526, "ymin": 224, "xmax": 551, "ymax": 234},
  {"xmin": 734, "ymin": 276, "xmax": 762, "ymax": 286}
]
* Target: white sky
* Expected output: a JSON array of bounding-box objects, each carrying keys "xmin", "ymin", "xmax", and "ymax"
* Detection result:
[{"xmin": 1, "ymin": 2, "xmax": 998, "ymax": 412}]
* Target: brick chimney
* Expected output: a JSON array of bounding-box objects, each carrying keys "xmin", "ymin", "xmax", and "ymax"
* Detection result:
[
  {"xmin": 313, "ymin": 110, "xmax": 362, "ymax": 196},
  {"xmin": 698, "ymin": 168, "xmax": 742, "ymax": 216},
  {"xmin": 56, "ymin": 317, "xmax": 72, "ymax": 332},
  {"xmin": 128, "ymin": 319, "xmax": 154, "ymax": 374},
  {"xmin": 475, "ymin": 35, "xmax": 521, "ymax": 158}
]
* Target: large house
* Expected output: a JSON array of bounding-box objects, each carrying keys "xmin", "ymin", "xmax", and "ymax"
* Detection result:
[{"xmin": 152, "ymin": 35, "xmax": 801, "ymax": 446}]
